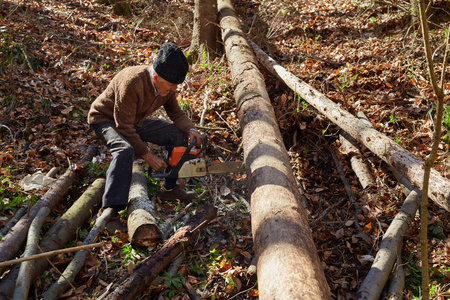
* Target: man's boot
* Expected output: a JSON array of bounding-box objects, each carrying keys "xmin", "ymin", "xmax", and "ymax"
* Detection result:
[{"xmin": 157, "ymin": 185, "xmax": 197, "ymax": 202}]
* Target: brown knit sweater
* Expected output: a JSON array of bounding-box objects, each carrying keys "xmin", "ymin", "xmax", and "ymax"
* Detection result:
[{"xmin": 87, "ymin": 65, "xmax": 194, "ymax": 157}]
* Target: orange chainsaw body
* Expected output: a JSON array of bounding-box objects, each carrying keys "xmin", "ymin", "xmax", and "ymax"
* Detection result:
[{"xmin": 168, "ymin": 146, "xmax": 201, "ymax": 166}]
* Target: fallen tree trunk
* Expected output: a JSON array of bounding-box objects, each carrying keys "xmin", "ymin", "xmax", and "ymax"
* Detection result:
[
  {"xmin": 218, "ymin": 1, "xmax": 331, "ymax": 299},
  {"xmin": 0, "ymin": 178, "xmax": 105, "ymax": 298},
  {"xmin": 0, "ymin": 144, "xmax": 98, "ymax": 275},
  {"xmin": 127, "ymin": 162, "xmax": 162, "ymax": 249},
  {"xmin": 106, "ymin": 203, "xmax": 217, "ymax": 300},
  {"xmin": 249, "ymin": 40, "xmax": 450, "ymax": 212}
]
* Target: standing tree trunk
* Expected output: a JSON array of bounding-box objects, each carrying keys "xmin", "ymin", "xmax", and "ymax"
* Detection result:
[
  {"xmin": 416, "ymin": 0, "xmax": 449, "ymax": 297},
  {"xmin": 218, "ymin": 1, "xmax": 331, "ymax": 299},
  {"xmin": 189, "ymin": 0, "xmax": 220, "ymax": 62}
]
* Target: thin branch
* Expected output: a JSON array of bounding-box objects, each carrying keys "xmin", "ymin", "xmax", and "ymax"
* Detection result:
[
  {"xmin": 215, "ymin": 111, "xmax": 238, "ymax": 138},
  {"xmin": 330, "ymin": 148, "xmax": 362, "ymax": 231},
  {"xmin": 36, "ymin": 243, "xmax": 80, "ymax": 300},
  {"xmin": 0, "ymin": 242, "xmax": 103, "ymax": 269}
]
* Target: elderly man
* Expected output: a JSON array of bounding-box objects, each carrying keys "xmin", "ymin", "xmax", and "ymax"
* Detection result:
[{"xmin": 88, "ymin": 43, "xmax": 202, "ymax": 215}]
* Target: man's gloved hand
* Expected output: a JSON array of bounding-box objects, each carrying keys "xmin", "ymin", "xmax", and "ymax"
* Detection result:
[
  {"xmin": 142, "ymin": 152, "xmax": 168, "ymax": 170},
  {"xmin": 188, "ymin": 128, "xmax": 202, "ymax": 147}
]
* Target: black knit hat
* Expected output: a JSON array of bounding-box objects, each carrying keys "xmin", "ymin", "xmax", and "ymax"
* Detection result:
[{"xmin": 153, "ymin": 43, "xmax": 189, "ymax": 84}]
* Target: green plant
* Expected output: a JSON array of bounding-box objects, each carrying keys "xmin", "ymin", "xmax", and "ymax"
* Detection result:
[
  {"xmin": 76, "ymin": 226, "xmax": 88, "ymax": 240},
  {"xmin": 369, "ymin": 16, "xmax": 377, "ymax": 24},
  {"xmin": 143, "ymin": 172, "xmax": 161, "ymax": 195},
  {"xmin": 336, "ymin": 74, "xmax": 358, "ymax": 110},
  {"xmin": 428, "ymin": 224, "xmax": 445, "ymax": 240},
  {"xmin": 404, "ymin": 256, "xmax": 450, "ymax": 298},
  {"xmin": 161, "ymin": 271, "xmax": 184, "ymax": 299},
  {"xmin": 267, "ymin": 9, "xmax": 286, "ymax": 39},
  {"xmin": 121, "ymin": 243, "xmax": 145, "ymax": 264},
  {"xmin": 314, "ymin": 35, "xmax": 321, "ymax": 47},
  {"xmin": 67, "ymin": 107, "xmax": 85, "ymax": 121},
  {"xmin": 224, "ymin": 271, "xmax": 235, "ymax": 287},
  {"xmin": 40, "ymin": 98, "xmax": 53, "ymax": 114},
  {"xmin": 405, "ymin": 259, "xmax": 422, "ymax": 297},
  {"xmin": 389, "ymin": 114, "xmax": 398, "ymax": 124},
  {"xmin": 295, "ymin": 94, "xmax": 303, "ymax": 113},
  {"xmin": 442, "ymin": 104, "xmax": 450, "ymax": 131},
  {"xmin": 302, "ymin": 27, "xmax": 308, "ymax": 44},
  {"xmin": 0, "ymin": 173, "xmax": 36, "ymax": 213},
  {"xmin": 338, "ymin": 74, "xmax": 359, "ymax": 90},
  {"xmin": 85, "ymin": 160, "xmax": 109, "ymax": 177},
  {"xmin": 1, "ymin": 95, "xmax": 18, "ymax": 109},
  {"xmin": 179, "ymin": 100, "xmax": 189, "ymax": 112}
]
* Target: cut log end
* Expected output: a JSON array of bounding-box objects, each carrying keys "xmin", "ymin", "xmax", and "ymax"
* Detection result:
[{"xmin": 131, "ymin": 225, "xmax": 163, "ymax": 249}]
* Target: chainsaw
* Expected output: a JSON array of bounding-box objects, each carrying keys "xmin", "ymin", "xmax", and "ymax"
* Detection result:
[{"xmin": 150, "ymin": 135, "xmax": 245, "ymax": 179}]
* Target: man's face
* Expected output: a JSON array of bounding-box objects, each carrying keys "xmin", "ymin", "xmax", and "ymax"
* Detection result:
[{"xmin": 153, "ymin": 75, "xmax": 178, "ymax": 96}]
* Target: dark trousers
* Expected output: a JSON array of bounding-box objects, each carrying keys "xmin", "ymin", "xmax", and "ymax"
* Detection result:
[{"xmin": 90, "ymin": 119, "xmax": 188, "ymax": 210}]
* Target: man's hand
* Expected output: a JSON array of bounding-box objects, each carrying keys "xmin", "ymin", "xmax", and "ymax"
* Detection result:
[
  {"xmin": 142, "ymin": 152, "xmax": 167, "ymax": 171},
  {"xmin": 188, "ymin": 129, "xmax": 202, "ymax": 147}
]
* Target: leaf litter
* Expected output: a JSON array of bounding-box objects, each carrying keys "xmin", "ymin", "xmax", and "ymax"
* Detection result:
[{"xmin": 1, "ymin": 0, "xmax": 450, "ymax": 299}]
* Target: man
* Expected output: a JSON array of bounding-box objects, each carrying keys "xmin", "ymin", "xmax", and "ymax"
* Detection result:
[{"xmin": 88, "ymin": 43, "xmax": 202, "ymax": 215}]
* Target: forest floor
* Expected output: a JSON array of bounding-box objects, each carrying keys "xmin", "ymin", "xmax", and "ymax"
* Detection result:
[{"xmin": 1, "ymin": 0, "xmax": 450, "ymax": 299}]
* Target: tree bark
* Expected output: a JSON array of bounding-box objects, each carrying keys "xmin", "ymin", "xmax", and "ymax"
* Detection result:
[
  {"xmin": 42, "ymin": 207, "xmax": 115, "ymax": 300},
  {"xmin": 218, "ymin": 1, "xmax": 331, "ymax": 299},
  {"xmin": 189, "ymin": 0, "xmax": 220, "ymax": 62},
  {"xmin": 339, "ymin": 131, "xmax": 375, "ymax": 190},
  {"xmin": 356, "ymin": 188, "xmax": 420, "ymax": 300},
  {"xmin": 249, "ymin": 39, "xmax": 450, "ymax": 212},
  {"xmin": 127, "ymin": 162, "xmax": 162, "ymax": 249},
  {"xmin": 107, "ymin": 203, "xmax": 217, "ymax": 300},
  {"xmin": 13, "ymin": 207, "xmax": 51, "ymax": 300},
  {"xmin": 0, "ymin": 144, "xmax": 97, "ymax": 276},
  {"xmin": 0, "ymin": 206, "xmax": 27, "ymax": 237},
  {"xmin": 0, "ymin": 178, "xmax": 105, "ymax": 298}
]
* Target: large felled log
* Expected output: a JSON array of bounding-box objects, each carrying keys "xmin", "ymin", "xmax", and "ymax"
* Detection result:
[
  {"xmin": 127, "ymin": 162, "xmax": 162, "ymax": 249},
  {"xmin": 0, "ymin": 178, "xmax": 105, "ymax": 298},
  {"xmin": 249, "ymin": 40, "xmax": 450, "ymax": 212},
  {"xmin": 218, "ymin": 1, "xmax": 331, "ymax": 299},
  {"xmin": 0, "ymin": 144, "xmax": 98, "ymax": 276},
  {"xmin": 107, "ymin": 203, "xmax": 217, "ymax": 300}
]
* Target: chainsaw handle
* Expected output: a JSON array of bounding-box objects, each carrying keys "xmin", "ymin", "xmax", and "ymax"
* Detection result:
[{"xmin": 150, "ymin": 135, "xmax": 207, "ymax": 179}]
